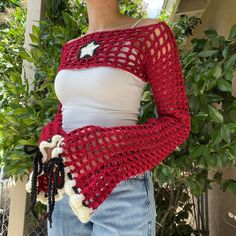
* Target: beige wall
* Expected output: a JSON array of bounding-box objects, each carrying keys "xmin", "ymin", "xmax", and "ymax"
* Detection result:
[
  {"xmin": 208, "ymin": 169, "xmax": 236, "ymax": 236},
  {"xmin": 185, "ymin": 1, "xmax": 236, "ymax": 235},
  {"xmin": 186, "ymin": 0, "xmax": 236, "ymax": 39},
  {"xmin": 186, "ymin": 0, "xmax": 236, "ymax": 98}
]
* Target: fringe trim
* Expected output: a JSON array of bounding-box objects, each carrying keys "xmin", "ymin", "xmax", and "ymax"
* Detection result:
[
  {"xmin": 25, "ymin": 135, "xmax": 66, "ymax": 203},
  {"xmin": 25, "ymin": 134, "xmax": 94, "ymax": 223},
  {"xmin": 25, "ymin": 166, "xmax": 65, "ymax": 204}
]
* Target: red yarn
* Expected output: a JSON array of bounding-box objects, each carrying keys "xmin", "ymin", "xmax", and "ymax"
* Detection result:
[{"xmin": 34, "ymin": 21, "xmax": 191, "ymax": 215}]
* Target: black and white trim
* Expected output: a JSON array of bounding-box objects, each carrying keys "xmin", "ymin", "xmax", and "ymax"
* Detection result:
[{"xmin": 25, "ymin": 134, "xmax": 94, "ymax": 223}]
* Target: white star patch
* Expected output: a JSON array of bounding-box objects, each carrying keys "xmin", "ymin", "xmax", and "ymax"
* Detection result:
[{"xmin": 78, "ymin": 40, "xmax": 100, "ymax": 60}]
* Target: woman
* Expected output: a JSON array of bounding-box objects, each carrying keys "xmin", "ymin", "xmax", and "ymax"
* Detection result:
[
  {"xmin": 25, "ymin": 0, "xmax": 191, "ymax": 235},
  {"xmin": 47, "ymin": 1, "xmax": 157, "ymax": 235}
]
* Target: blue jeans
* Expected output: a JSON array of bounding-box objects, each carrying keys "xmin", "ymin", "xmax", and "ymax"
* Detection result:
[{"xmin": 47, "ymin": 171, "xmax": 157, "ymax": 236}]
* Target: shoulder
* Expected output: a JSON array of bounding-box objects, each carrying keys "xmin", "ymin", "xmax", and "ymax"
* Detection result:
[
  {"xmin": 135, "ymin": 18, "xmax": 170, "ymax": 38},
  {"xmin": 140, "ymin": 18, "xmax": 174, "ymax": 41},
  {"xmin": 135, "ymin": 18, "xmax": 162, "ymax": 27},
  {"xmin": 67, "ymin": 18, "xmax": 163, "ymax": 44}
]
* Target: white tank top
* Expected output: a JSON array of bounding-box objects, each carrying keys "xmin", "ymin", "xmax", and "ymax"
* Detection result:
[{"xmin": 54, "ymin": 19, "xmax": 147, "ymax": 133}]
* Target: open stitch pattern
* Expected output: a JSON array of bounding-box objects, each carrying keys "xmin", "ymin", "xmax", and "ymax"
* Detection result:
[{"xmin": 25, "ymin": 21, "xmax": 191, "ymax": 227}]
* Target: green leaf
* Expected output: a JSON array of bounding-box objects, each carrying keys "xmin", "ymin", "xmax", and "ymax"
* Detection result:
[
  {"xmin": 213, "ymin": 63, "xmax": 222, "ymax": 79},
  {"xmin": 212, "ymin": 127, "xmax": 222, "ymax": 145},
  {"xmin": 204, "ymin": 29, "xmax": 218, "ymax": 38},
  {"xmin": 224, "ymin": 53, "xmax": 236, "ymax": 70},
  {"xmin": 223, "ymin": 179, "xmax": 236, "ymax": 195},
  {"xmin": 221, "ymin": 124, "xmax": 231, "ymax": 144},
  {"xmin": 185, "ymin": 178, "xmax": 204, "ymax": 196},
  {"xmin": 21, "ymin": 117, "xmax": 35, "ymax": 126},
  {"xmin": 141, "ymin": 91, "xmax": 152, "ymax": 101},
  {"xmin": 18, "ymin": 139, "xmax": 35, "ymax": 145},
  {"xmin": 228, "ymin": 181, "xmax": 236, "ymax": 195},
  {"xmin": 216, "ymin": 79, "xmax": 232, "ymax": 92},
  {"xmin": 190, "ymin": 116, "xmax": 199, "ymax": 133},
  {"xmin": 154, "ymin": 165, "xmax": 169, "ymax": 187},
  {"xmin": 31, "ymin": 47, "xmax": 44, "ymax": 59},
  {"xmin": 211, "ymin": 37, "xmax": 219, "ymax": 48},
  {"xmin": 208, "ymin": 105, "xmax": 224, "ymax": 123},
  {"xmin": 230, "ymin": 110, "xmax": 236, "ymax": 121},
  {"xmin": 195, "ymin": 111, "xmax": 208, "ymax": 118},
  {"xmin": 228, "ymin": 24, "xmax": 236, "ymax": 40},
  {"xmin": 19, "ymin": 49, "xmax": 34, "ymax": 63},
  {"xmin": 190, "ymin": 144, "xmax": 203, "ymax": 158},
  {"xmin": 8, "ymin": 152, "xmax": 21, "ymax": 161},
  {"xmin": 217, "ymin": 152, "xmax": 228, "ymax": 167},
  {"xmin": 229, "ymin": 143, "xmax": 236, "ymax": 157},
  {"xmin": 228, "ymin": 123, "xmax": 236, "ymax": 133},
  {"xmin": 188, "ymin": 96, "xmax": 200, "ymax": 114},
  {"xmin": 206, "ymin": 93, "xmax": 223, "ymax": 103},
  {"xmin": 206, "ymin": 77, "xmax": 218, "ymax": 90},
  {"xmin": 162, "ymin": 165, "xmax": 170, "ymax": 177},
  {"xmin": 198, "ymin": 50, "xmax": 218, "ymax": 58},
  {"xmin": 207, "ymin": 153, "xmax": 218, "ymax": 169},
  {"xmin": 29, "ymin": 33, "xmax": 39, "ymax": 44},
  {"xmin": 32, "ymin": 24, "xmax": 39, "ymax": 36},
  {"xmin": 224, "ymin": 67, "xmax": 233, "ymax": 81},
  {"xmin": 222, "ymin": 46, "xmax": 229, "ymax": 58}
]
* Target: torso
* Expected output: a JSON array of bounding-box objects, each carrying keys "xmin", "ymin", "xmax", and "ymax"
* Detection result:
[
  {"xmin": 54, "ymin": 18, "xmax": 164, "ymax": 177},
  {"xmin": 55, "ymin": 18, "xmax": 149, "ymax": 133},
  {"xmin": 54, "ymin": 66, "xmax": 147, "ymax": 133}
]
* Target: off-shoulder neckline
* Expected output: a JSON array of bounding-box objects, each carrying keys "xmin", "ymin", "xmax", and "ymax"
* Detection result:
[{"xmin": 64, "ymin": 20, "xmax": 167, "ymax": 46}]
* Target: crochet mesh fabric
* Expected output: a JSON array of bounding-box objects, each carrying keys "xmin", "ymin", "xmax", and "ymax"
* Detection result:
[{"xmin": 25, "ymin": 20, "xmax": 191, "ymax": 227}]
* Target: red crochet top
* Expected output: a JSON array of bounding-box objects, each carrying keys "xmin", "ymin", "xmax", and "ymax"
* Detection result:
[{"xmin": 25, "ymin": 20, "xmax": 191, "ymax": 227}]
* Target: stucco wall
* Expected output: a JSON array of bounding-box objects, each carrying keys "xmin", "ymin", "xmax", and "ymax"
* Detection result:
[
  {"xmin": 185, "ymin": 1, "xmax": 236, "ymax": 235},
  {"xmin": 186, "ymin": 0, "xmax": 236, "ymax": 98}
]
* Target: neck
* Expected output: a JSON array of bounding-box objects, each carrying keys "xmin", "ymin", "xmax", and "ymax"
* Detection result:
[{"xmin": 85, "ymin": 0, "xmax": 129, "ymax": 33}]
